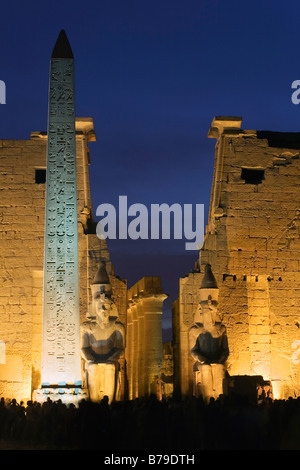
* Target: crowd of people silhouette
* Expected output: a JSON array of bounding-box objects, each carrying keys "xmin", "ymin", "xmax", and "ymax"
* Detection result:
[{"xmin": 0, "ymin": 393, "xmax": 300, "ymax": 450}]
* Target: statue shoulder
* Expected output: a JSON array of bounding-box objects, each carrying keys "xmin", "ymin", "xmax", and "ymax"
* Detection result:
[
  {"xmin": 189, "ymin": 323, "xmax": 204, "ymax": 339},
  {"xmin": 81, "ymin": 320, "xmax": 97, "ymax": 333},
  {"xmin": 115, "ymin": 320, "xmax": 125, "ymax": 335},
  {"xmin": 216, "ymin": 323, "xmax": 227, "ymax": 334}
]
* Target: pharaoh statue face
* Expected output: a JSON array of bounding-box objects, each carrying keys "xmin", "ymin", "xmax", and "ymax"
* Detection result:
[
  {"xmin": 200, "ymin": 295, "xmax": 221, "ymax": 329},
  {"xmin": 92, "ymin": 286, "xmax": 113, "ymax": 326}
]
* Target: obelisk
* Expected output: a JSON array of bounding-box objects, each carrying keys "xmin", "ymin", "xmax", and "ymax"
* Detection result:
[{"xmin": 40, "ymin": 30, "xmax": 82, "ymax": 400}]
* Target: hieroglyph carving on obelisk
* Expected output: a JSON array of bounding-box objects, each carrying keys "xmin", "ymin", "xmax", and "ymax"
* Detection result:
[{"xmin": 41, "ymin": 30, "xmax": 81, "ymax": 387}]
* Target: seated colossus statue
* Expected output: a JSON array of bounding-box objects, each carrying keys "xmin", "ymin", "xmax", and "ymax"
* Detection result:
[
  {"xmin": 81, "ymin": 261, "xmax": 125, "ymax": 402},
  {"xmin": 189, "ymin": 264, "xmax": 229, "ymax": 402}
]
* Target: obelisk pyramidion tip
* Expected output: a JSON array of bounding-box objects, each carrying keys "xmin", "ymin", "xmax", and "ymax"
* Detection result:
[{"xmin": 51, "ymin": 29, "xmax": 74, "ymax": 59}]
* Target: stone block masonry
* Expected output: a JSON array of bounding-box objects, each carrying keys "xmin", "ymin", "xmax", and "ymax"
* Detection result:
[
  {"xmin": 0, "ymin": 120, "xmax": 119, "ymax": 403},
  {"xmin": 173, "ymin": 117, "xmax": 300, "ymax": 400}
]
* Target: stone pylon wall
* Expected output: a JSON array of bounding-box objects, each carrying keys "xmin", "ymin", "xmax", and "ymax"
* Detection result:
[
  {"xmin": 0, "ymin": 119, "xmax": 122, "ymax": 403},
  {"xmin": 173, "ymin": 117, "xmax": 300, "ymax": 400}
]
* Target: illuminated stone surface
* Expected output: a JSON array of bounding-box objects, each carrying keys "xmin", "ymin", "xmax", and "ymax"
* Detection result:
[
  {"xmin": 41, "ymin": 30, "xmax": 81, "ymax": 388},
  {"xmin": 0, "ymin": 35, "xmax": 118, "ymax": 402},
  {"xmin": 173, "ymin": 117, "xmax": 300, "ymax": 400},
  {"xmin": 81, "ymin": 261, "xmax": 125, "ymax": 402},
  {"xmin": 188, "ymin": 264, "xmax": 229, "ymax": 402},
  {"xmin": 1, "ymin": 36, "xmax": 300, "ymax": 405},
  {"xmin": 0, "ymin": 123, "xmax": 112, "ymax": 402},
  {"xmin": 160, "ymin": 342, "xmax": 174, "ymax": 398},
  {"xmin": 126, "ymin": 277, "xmax": 167, "ymax": 399}
]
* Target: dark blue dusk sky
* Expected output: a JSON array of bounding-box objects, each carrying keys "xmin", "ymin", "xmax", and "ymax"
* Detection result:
[{"xmin": 1, "ymin": 0, "xmax": 300, "ymax": 330}]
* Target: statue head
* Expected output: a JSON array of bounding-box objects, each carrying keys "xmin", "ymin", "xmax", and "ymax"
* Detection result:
[
  {"xmin": 195, "ymin": 264, "xmax": 222, "ymax": 327},
  {"xmin": 91, "ymin": 290, "xmax": 113, "ymax": 326},
  {"xmin": 200, "ymin": 294, "xmax": 221, "ymax": 329},
  {"xmin": 90, "ymin": 261, "xmax": 118, "ymax": 325},
  {"xmin": 199, "ymin": 264, "xmax": 219, "ymax": 302}
]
